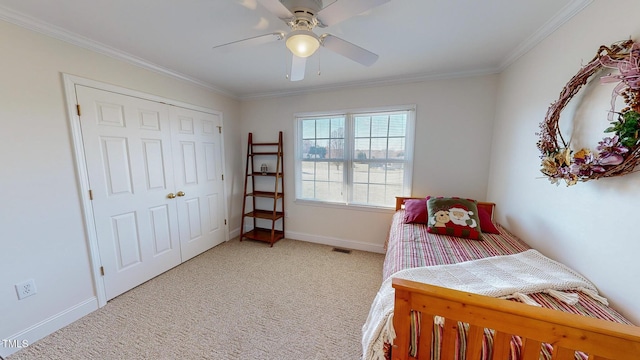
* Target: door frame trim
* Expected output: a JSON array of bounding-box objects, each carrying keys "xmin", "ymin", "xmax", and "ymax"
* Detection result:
[{"xmin": 62, "ymin": 73, "xmax": 230, "ymax": 307}]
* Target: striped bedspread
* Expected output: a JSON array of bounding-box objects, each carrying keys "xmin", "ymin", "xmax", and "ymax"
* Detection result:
[
  {"xmin": 378, "ymin": 210, "xmax": 632, "ymax": 360},
  {"xmin": 382, "ymin": 210, "xmax": 530, "ymax": 281}
]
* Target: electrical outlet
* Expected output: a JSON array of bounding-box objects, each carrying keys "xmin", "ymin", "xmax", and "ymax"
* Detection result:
[{"xmin": 15, "ymin": 279, "xmax": 37, "ymax": 300}]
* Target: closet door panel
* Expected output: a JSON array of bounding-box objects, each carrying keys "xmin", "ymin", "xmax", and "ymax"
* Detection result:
[
  {"xmin": 171, "ymin": 107, "xmax": 226, "ymax": 260},
  {"xmin": 77, "ymin": 85, "xmax": 181, "ymax": 300}
]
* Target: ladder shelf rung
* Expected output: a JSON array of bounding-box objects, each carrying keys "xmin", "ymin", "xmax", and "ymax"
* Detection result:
[
  {"xmin": 245, "ymin": 210, "xmax": 284, "ymax": 219},
  {"xmin": 247, "ymin": 191, "xmax": 283, "ymax": 199},
  {"xmin": 249, "ymin": 152, "xmax": 280, "ymax": 156},
  {"xmin": 252, "ymin": 142, "xmax": 279, "ymax": 146},
  {"xmin": 242, "ymin": 228, "xmax": 285, "ymax": 243},
  {"xmin": 249, "ymin": 172, "xmax": 282, "ymax": 177}
]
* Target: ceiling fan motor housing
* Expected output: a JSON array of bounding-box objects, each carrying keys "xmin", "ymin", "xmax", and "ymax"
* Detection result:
[{"xmin": 281, "ymin": 0, "xmax": 323, "ymax": 18}]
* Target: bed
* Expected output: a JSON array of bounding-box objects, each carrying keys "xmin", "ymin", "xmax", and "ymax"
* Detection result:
[{"xmin": 362, "ymin": 197, "xmax": 640, "ymax": 360}]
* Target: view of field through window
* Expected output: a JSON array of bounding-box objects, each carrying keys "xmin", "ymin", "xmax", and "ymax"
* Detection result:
[{"xmin": 299, "ymin": 111, "xmax": 408, "ymax": 206}]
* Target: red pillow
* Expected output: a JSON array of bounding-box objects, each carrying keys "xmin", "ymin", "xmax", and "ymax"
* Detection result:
[
  {"xmin": 403, "ymin": 199, "xmax": 427, "ymax": 224},
  {"xmin": 478, "ymin": 207, "xmax": 500, "ymax": 234}
]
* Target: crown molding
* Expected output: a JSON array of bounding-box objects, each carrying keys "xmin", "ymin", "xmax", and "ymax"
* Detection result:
[
  {"xmin": 0, "ymin": 0, "xmax": 592, "ymax": 100},
  {"xmin": 0, "ymin": 5, "xmax": 237, "ymax": 98},
  {"xmin": 499, "ymin": 0, "xmax": 593, "ymax": 71},
  {"xmin": 239, "ymin": 66, "xmax": 502, "ymax": 100}
]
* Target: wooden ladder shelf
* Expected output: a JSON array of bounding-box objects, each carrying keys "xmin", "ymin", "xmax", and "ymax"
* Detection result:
[{"xmin": 240, "ymin": 132, "xmax": 285, "ymax": 247}]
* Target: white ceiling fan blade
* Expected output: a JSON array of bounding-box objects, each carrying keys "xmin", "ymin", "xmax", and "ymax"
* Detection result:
[
  {"xmin": 290, "ymin": 55, "xmax": 306, "ymax": 81},
  {"xmin": 321, "ymin": 34, "xmax": 379, "ymax": 66},
  {"xmin": 212, "ymin": 32, "xmax": 285, "ymax": 52},
  {"xmin": 256, "ymin": 0, "xmax": 294, "ymax": 20},
  {"xmin": 317, "ymin": 0, "xmax": 390, "ymax": 27}
]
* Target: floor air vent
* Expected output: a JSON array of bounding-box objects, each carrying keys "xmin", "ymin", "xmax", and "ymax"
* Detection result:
[{"xmin": 332, "ymin": 247, "xmax": 352, "ymax": 254}]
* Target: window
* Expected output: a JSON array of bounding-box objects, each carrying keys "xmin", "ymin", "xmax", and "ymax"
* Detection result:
[{"xmin": 295, "ymin": 106, "xmax": 415, "ymax": 208}]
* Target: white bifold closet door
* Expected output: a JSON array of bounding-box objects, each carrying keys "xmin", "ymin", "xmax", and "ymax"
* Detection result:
[
  {"xmin": 76, "ymin": 85, "xmax": 225, "ymax": 300},
  {"xmin": 170, "ymin": 106, "xmax": 225, "ymax": 261}
]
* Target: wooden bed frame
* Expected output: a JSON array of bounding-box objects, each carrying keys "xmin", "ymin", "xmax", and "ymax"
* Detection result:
[
  {"xmin": 390, "ymin": 197, "xmax": 640, "ymax": 359},
  {"xmin": 392, "ymin": 279, "xmax": 640, "ymax": 360}
]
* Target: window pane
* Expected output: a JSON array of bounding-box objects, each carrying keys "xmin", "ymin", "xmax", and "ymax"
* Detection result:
[
  {"xmin": 328, "ymin": 161, "xmax": 344, "ymax": 180},
  {"xmin": 327, "ymin": 180, "xmax": 343, "ymax": 202},
  {"xmin": 371, "ymin": 116, "xmax": 388, "ymax": 137},
  {"xmin": 371, "ymin": 138, "xmax": 388, "ymax": 159},
  {"xmin": 368, "ymin": 184, "xmax": 387, "ymax": 205},
  {"xmin": 301, "ymin": 161, "xmax": 315, "ymax": 180},
  {"xmin": 316, "ymin": 138, "xmax": 329, "ymax": 149},
  {"xmin": 385, "ymin": 185, "xmax": 402, "ymax": 203},
  {"xmin": 316, "ymin": 162, "xmax": 329, "ymax": 181},
  {"xmin": 370, "ymin": 165, "xmax": 388, "ymax": 185},
  {"xmin": 329, "ymin": 118, "xmax": 344, "ymax": 160},
  {"xmin": 389, "ymin": 138, "xmax": 405, "ymax": 158},
  {"xmin": 355, "ymin": 138, "xmax": 370, "ymax": 159},
  {"xmin": 315, "ymin": 181, "xmax": 329, "ymax": 200},
  {"xmin": 301, "ymin": 180, "xmax": 315, "ymax": 198},
  {"xmin": 353, "ymin": 162, "xmax": 370, "ymax": 183},
  {"xmin": 389, "ymin": 115, "xmax": 406, "ymax": 136},
  {"xmin": 328, "ymin": 139, "xmax": 344, "ymax": 159},
  {"xmin": 302, "ymin": 139, "xmax": 312, "ymax": 158},
  {"xmin": 331, "ymin": 118, "xmax": 344, "ymax": 136},
  {"xmin": 352, "ymin": 183, "xmax": 369, "ymax": 203},
  {"xmin": 302, "ymin": 119, "xmax": 316, "ymax": 139},
  {"xmin": 316, "ymin": 118, "xmax": 330, "ymax": 138},
  {"xmin": 308, "ymin": 140, "xmax": 327, "ymax": 159},
  {"xmin": 355, "ymin": 116, "xmax": 371, "ymax": 137},
  {"xmin": 385, "ymin": 164, "xmax": 404, "ymax": 185}
]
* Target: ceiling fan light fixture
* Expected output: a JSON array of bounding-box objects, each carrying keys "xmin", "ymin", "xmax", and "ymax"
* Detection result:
[{"xmin": 285, "ymin": 30, "xmax": 320, "ymax": 58}]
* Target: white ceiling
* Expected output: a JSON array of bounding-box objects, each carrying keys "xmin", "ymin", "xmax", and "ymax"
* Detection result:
[{"xmin": 0, "ymin": 0, "xmax": 590, "ymax": 99}]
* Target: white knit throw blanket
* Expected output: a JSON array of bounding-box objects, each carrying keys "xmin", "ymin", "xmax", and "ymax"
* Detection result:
[{"xmin": 361, "ymin": 249, "xmax": 608, "ymax": 360}]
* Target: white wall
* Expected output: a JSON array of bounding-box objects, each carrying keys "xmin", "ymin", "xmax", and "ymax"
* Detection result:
[
  {"xmin": 0, "ymin": 20, "xmax": 241, "ymax": 356},
  {"xmin": 241, "ymin": 75, "xmax": 499, "ymax": 252},
  {"xmin": 488, "ymin": 0, "xmax": 640, "ymax": 324},
  {"xmin": 9, "ymin": 0, "xmax": 638, "ymax": 354}
]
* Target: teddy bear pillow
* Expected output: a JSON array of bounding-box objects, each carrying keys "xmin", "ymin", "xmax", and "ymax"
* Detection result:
[{"xmin": 426, "ymin": 197, "xmax": 482, "ymax": 240}]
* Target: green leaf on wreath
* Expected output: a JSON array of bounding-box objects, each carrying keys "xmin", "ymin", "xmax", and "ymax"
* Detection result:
[
  {"xmin": 623, "ymin": 110, "xmax": 640, "ymax": 122},
  {"xmin": 622, "ymin": 137, "xmax": 637, "ymax": 148}
]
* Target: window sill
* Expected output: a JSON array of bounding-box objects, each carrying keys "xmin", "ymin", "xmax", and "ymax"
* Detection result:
[{"xmin": 293, "ymin": 199, "xmax": 396, "ymax": 214}]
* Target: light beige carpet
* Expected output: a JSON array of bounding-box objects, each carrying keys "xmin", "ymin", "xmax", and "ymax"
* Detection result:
[{"xmin": 8, "ymin": 238, "xmax": 384, "ymax": 360}]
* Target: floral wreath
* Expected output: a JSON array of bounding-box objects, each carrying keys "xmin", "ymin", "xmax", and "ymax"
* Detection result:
[{"xmin": 537, "ymin": 39, "xmax": 640, "ymax": 186}]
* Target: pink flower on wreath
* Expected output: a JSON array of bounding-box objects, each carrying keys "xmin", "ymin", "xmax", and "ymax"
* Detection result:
[
  {"xmin": 600, "ymin": 41, "xmax": 640, "ymax": 120},
  {"xmin": 596, "ymin": 135, "xmax": 628, "ymax": 166}
]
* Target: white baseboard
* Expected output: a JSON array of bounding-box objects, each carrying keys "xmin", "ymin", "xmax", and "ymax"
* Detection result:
[
  {"xmin": 229, "ymin": 227, "xmax": 241, "ymax": 240},
  {"xmin": 232, "ymin": 227, "xmax": 385, "ymax": 253},
  {"xmin": 1, "ymin": 297, "xmax": 98, "ymax": 358},
  {"xmin": 286, "ymin": 230, "xmax": 386, "ymax": 254}
]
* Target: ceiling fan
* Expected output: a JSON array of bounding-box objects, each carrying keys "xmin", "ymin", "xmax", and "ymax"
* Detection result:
[{"xmin": 214, "ymin": 0, "xmax": 390, "ymax": 81}]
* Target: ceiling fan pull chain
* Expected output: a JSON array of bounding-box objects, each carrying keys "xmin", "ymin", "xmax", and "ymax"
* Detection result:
[
  {"xmin": 318, "ymin": 51, "xmax": 322, "ymax": 76},
  {"xmin": 285, "ymin": 49, "xmax": 290, "ymax": 79}
]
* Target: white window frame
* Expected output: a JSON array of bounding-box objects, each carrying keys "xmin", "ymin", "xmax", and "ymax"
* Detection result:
[{"xmin": 294, "ymin": 105, "xmax": 415, "ymax": 209}]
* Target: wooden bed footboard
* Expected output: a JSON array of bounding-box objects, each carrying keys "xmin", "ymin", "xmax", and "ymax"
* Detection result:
[{"xmin": 392, "ymin": 278, "xmax": 640, "ymax": 360}]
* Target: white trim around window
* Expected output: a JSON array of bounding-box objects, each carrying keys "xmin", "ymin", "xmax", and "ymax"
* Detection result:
[{"xmin": 294, "ymin": 105, "xmax": 415, "ymax": 208}]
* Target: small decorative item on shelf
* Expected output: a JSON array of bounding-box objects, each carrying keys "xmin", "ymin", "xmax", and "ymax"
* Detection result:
[
  {"xmin": 261, "ymin": 163, "xmax": 268, "ymax": 175},
  {"xmin": 537, "ymin": 39, "xmax": 640, "ymax": 186}
]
